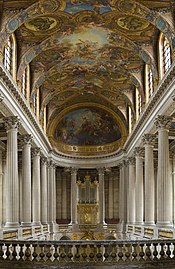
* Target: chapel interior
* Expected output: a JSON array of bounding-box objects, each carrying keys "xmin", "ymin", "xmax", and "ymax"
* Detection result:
[{"xmin": 0, "ymin": 0, "xmax": 175, "ymax": 268}]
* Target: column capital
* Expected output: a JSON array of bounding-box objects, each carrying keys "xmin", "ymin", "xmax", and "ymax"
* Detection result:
[
  {"xmin": 32, "ymin": 147, "xmax": 41, "ymax": 157},
  {"xmin": 154, "ymin": 115, "xmax": 172, "ymax": 130},
  {"xmin": 71, "ymin": 167, "xmax": 78, "ymax": 176},
  {"xmin": 98, "ymin": 167, "xmax": 105, "ymax": 175},
  {"xmin": 119, "ymin": 160, "xmax": 126, "ymax": 169},
  {"xmin": 127, "ymin": 157, "xmax": 135, "ymax": 165},
  {"xmin": 20, "ymin": 134, "xmax": 33, "ymax": 147},
  {"xmin": 41, "ymin": 157, "xmax": 48, "ymax": 165},
  {"xmin": 142, "ymin": 133, "xmax": 156, "ymax": 146},
  {"xmin": 4, "ymin": 116, "xmax": 20, "ymax": 131},
  {"xmin": 134, "ymin": 147, "xmax": 144, "ymax": 157}
]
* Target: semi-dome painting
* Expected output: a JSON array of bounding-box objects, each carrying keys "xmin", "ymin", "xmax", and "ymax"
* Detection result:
[{"xmin": 55, "ymin": 107, "xmax": 121, "ymax": 146}]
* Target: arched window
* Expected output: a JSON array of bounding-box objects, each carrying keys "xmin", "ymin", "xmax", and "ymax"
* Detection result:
[
  {"xmin": 21, "ymin": 64, "xmax": 30, "ymax": 101},
  {"xmin": 159, "ymin": 33, "xmax": 172, "ymax": 79},
  {"xmin": 163, "ymin": 36, "xmax": 171, "ymax": 73},
  {"xmin": 4, "ymin": 37, "xmax": 12, "ymax": 72},
  {"xmin": 145, "ymin": 64, "xmax": 154, "ymax": 103},
  {"xmin": 3, "ymin": 34, "xmax": 17, "ymax": 80}
]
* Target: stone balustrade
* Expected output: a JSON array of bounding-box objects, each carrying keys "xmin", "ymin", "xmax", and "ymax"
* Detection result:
[{"xmin": 0, "ymin": 239, "xmax": 174, "ymax": 265}]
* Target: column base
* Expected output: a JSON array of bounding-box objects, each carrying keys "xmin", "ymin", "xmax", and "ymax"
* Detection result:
[
  {"xmin": 21, "ymin": 222, "xmax": 32, "ymax": 227},
  {"xmin": 4, "ymin": 222, "xmax": 20, "ymax": 228},
  {"xmin": 68, "ymin": 222, "xmax": 79, "ymax": 231},
  {"xmin": 156, "ymin": 221, "xmax": 173, "ymax": 227},
  {"xmin": 144, "ymin": 221, "xmax": 155, "ymax": 226},
  {"xmin": 32, "ymin": 221, "xmax": 41, "ymax": 226}
]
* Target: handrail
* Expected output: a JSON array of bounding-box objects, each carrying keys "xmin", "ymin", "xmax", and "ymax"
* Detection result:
[{"xmin": 0, "ymin": 239, "xmax": 174, "ymax": 263}]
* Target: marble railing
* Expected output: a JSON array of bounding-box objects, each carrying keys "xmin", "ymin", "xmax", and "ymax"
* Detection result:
[{"xmin": 0, "ymin": 239, "xmax": 175, "ymax": 263}]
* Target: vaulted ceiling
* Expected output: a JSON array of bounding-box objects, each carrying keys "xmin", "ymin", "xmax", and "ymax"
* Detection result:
[{"xmin": 0, "ymin": 0, "xmax": 174, "ymax": 155}]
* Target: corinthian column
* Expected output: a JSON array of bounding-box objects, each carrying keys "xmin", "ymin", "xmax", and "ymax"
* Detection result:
[
  {"xmin": 41, "ymin": 157, "xmax": 48, "ymax": 224},
  {"xmin": 134, "ymin": 147, "xmax": 144, "ymax": 225},
  {"xmin": 70, "ymin": 168, "xmax": 78, "ymax": 226},
  {"xmin": 142, "ymin": 134, "xmax": 156, "ymax": 225},
  {"xmin": 119, "ymin": 161, "xmax": 127, "ymax": 224},
  {"xmin": 127, "ymin": 157, "xmax": 135, "ymax": 224},
  {"xmin": 32, "ymin": 147, "xmax": 41, "ymax": 226},
  {"xmin": 4, "ymin": 116, "xmax": 20, "ymax": 227},
  {"xmin": 154, "ymin": 115, "xmax": 173, "ymax": 226},
  {"xmin": 98, "ymin": 168, "xmax": 106, "ymax": 225},
  {"xmin": 21, "ymin": 134, "xmax": 32, "ymax": 226},
  {"xmin": 47, "ymin": 160, "xmax": 54, "ymax": 224}
]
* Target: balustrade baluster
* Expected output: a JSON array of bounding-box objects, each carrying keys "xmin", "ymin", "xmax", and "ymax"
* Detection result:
[
  {"xmin": 12, "ymin": 243, "xmax": 17, "ymax": 260},
  {"xmin": 118, "ymin": 244, "xmax": 124, "ymax": 261},
  {"xmin": 46, "ymin": 245, "xmax": 52, "ymax": 261},
  {"xmin": 125, "ymin": 244, "xmax": 131, "ymax": 261},
  {"xmin": 81, "ymin": 245, "xmax": 88, "ymax": 261},
  {"xmin": 166, "ymin": 242, "xmax": 171, "ymax": 259},
  {"xmin": 53, "ymin": 244, "xmax": 59, "ymax": 261},
  {"xmin": 160, "ymin": 242, "xmax": 166, "ymax": 260},
  {"xmin": 74, "ymin": 245, "xmax": 80, "ymax": 261},
  {"xmin": 145, "ymin": 243, "xmax": 152, "ymax": 260},
  {"xmin": 152, "ymin": 242, "xmax": 158, "ymax": 260},
  {"xmin": 104, "ymin": 244, "xmax": 110, "ymax": 261},
  {"xmin": 59, "ymin": 245, "xmax": 66, "ymax": 261},
  {"xmin": 67, "ymin": 245, "xmax": 73, "ymax": 261},
  {"xmin": 24, "ymin": 244, "xmax": 31, "ymax": 261},
  {"xmin": 32, "ymin": 245, "xmax": 38, "ymax": 261},
  {"xmin": 110, "ymin": 243, "xmax": 117, "ymax": 261},
  {"xmin": 138, "ymin": 243, "xmax": 145, "ymax": 260},
  {"xmin": 18, "ymin": 244, "xmax": 24, "ymax": 261},
  {"xmin": 39, "ymin": 244, "xmax": 45, "ymax": 261},
  {"xmin": 132, "ymin": 243, "xmax": 138, "ymax": 260},
  {"xmin": 0, "ymin": 243, "xmax": 4, "ymax": 260},
  {"xmin": 89, "ymin": 244, "xmax": 95, "ymax": 261},
  {"xmin": 96, "ymin": 244, "xmax": 103, "ymax": 262},
  {"xmin": 5, "ymin": 243, "xmax": 11, "ymax": 260}
]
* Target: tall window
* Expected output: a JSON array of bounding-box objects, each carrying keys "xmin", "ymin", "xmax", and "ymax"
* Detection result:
[
  {"xmin": 148, "ymin": 67, "xmax": 154, "ymax": 98},
  {"xmin": 163, "ymin": 36, "xmax": 171, "ymax": 73},
  {"xmin": 135, "ymin": 87, "xmax": 142, "ymax": 121},
  {"xmin": 3, "ymin": 34, "xmax": 17, "ymax": 80},
  {"xmin": 4, "ymin": 37, "xmax": 12, "ymax": 73},
  {"xmin": 21, "ymin": 68, "xmax": 27, "ymax": 97},
  {"xmin": 159, "ymin": 33, "xmax": 172, "ymax": 80}
]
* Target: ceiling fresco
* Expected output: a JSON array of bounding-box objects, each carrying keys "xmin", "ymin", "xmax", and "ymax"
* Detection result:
[{"xmin": 0, "ymin": 0, "xmax": 174, "ymax": 155}]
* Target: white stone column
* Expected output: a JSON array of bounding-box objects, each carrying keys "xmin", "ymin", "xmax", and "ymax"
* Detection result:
[
  {"xmin": 2, "ymin": 152, "xmax": 7, "ymax": 226},
  {"xmin": 127, "ymin": 157, "xmax": 135, "ymax": 224},
  {"xmin": 32, "ymin": 147, "xmax": 41, "ymax": 226},
  {"xmin": 41, "ymin": 157, "xmax": 48, "ymax": 224},
  {"xmin": 119, "ymin": 161, "xmax": 127, "ymax": 224},
  {"xmin": 108, "ymin": 173, "xmax": 114, "ymax": 220},
  {"xmin": 70, "ymin": 168, "xmax": 78, "ymax": 226},
  {"xmin": 4, "ymin": 116, "xmax": 20, "ymax": 227},
  {"xmin": 0, "ymin": 150, "xmax": 3, "ymax": 228},
  {"xmin": 154, "ymin": 115, "xmax": 173, "ymax": 226},
  {"xmin": 53, "ymin": 164, "xmax": 57, "ymax": 223},
  {"xmin": 47, "ymin": 160, "xmax": 54, "ymax": 224},
  {"xmin": 134, "ymin": 147, "xmax": 144, "ymax": 225},
  {"xmin": 21, "ymin": 134, "xmax": 32, "ymax": 226},
  {"xmin": 62, "ymin": 173, "xmax": 67, "ymax": 220},
  {"xmin": 98, "ymin": 168, "xmax": 106, "ymax": 225},
  {"xmin": 142, "ymin": 134, "xmax": 156, "ymax": 225}
]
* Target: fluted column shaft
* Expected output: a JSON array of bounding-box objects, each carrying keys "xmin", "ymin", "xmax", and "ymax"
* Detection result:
[
  {"xmin": 98, "ymin": 168, "xmax": 105, "ymax": 224},
  {"xmin": 4, "ymin": 116, "xmax": 20, "ymax": 227},
  {"xmin": 62, "ymin": 174, "xmax": 67, "ymax": 219},
  {"xmin": 108, "ymin": 174, "xmax": 114, "ymax": 219},
  {"xmin": 154, "ymin": 115, "xmax": 173, "ymax": 226},
  {"xmin": 70, "ymin": 168, "xmax": 78, "ymax": 225},
  {"xmin": 41, "ymin": 157, "xmax": 48, "ymax": 224},
  {"xmin": 143, "ymin": 134, "xmax": 155, "ymax": 225},
  {"xmin": 134, "ymin": 147, "xmax": 144, "ymax": 224},
  {"xmin": 32, "ymin": 148, "xmax": 41, "ymax": 226},
  {"xmin": 48, "ymin": 161, "xmax": 54, "ymax": 224},
  {"xmin": 21, "ymin": 134, "xmax": 32, "ymax": 226},
  {"xmin": 119, "ymin": 161, "xmax": 127, "ymax": 224},
  {"xmin": 53, "ymin": 164, "xmax": 56, "ymax": 223},
  {"xmin": 127, "ymin": 158, "xmax": 135, "ymax": 224}
]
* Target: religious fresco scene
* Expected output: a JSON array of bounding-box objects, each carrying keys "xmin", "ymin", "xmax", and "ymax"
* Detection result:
[
  {"xmin": 0, "ymin": 0, "xmax": 172, "ymax": 154},
  {"xmin": 55, "ymin": 107, "xmax": 121, "ymax": 146}
]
